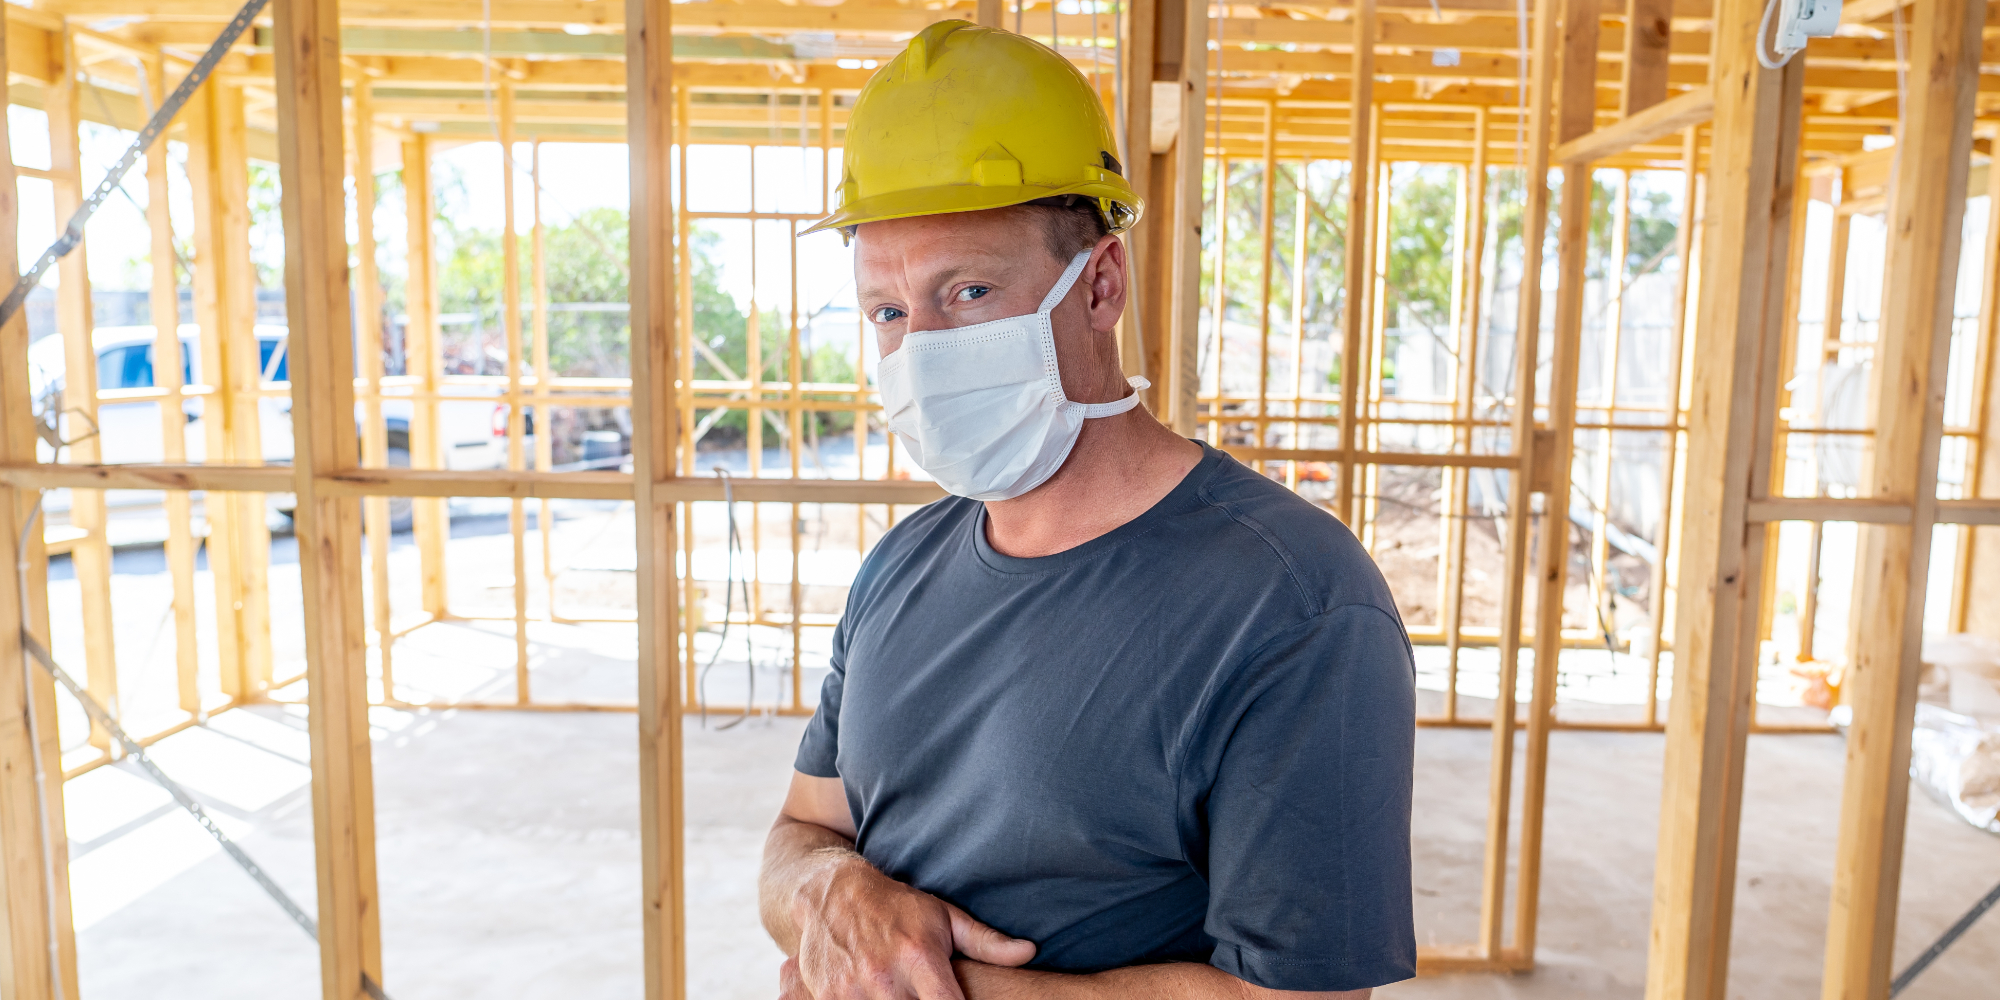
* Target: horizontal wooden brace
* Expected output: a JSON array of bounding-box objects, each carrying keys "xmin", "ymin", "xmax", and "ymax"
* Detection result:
[
  {"xmin": 1744, "ymin": 496, "xmax": 2000, "ymax": 525},
  {"xmin": 0, "ymin": 464, "xmax": 948, "ymax": 506},
  {"xmin": 1555, "ymin": 85, "xmax": 1714, "ymax": 163}
]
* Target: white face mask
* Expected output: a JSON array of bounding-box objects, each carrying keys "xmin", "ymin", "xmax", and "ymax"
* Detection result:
[{"xmin": 876, "ymin": 250, "xmax": 1151, "ymax": 502}]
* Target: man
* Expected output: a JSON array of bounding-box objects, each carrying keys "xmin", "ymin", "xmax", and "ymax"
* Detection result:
[{"xmin": 759, "ymin": 20, "xmax": 1416, "ymax": 999}]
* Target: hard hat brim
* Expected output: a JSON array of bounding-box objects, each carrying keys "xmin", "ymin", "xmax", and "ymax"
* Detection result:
[{"xmin": 801, "ymin": 179, "xmax": 1144, "ymax": 237}]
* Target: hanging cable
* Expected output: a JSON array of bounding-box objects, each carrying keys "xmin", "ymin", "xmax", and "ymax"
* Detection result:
[{"xmin": 698, "ymin": 468, "xmax": 757, "ymax": 729}]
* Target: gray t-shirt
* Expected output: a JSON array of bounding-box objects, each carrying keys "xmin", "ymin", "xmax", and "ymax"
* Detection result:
[{"xmin": 796, "ymin": 443, "xmax": 1416, "ymax": 991}]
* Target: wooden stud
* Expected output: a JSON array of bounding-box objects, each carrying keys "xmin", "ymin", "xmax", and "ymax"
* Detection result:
[
  {"xmin": 48, "ymin": 26, "xmax": 119, "ymax": 753},
  {"xmin": 353, "ymin": 78, "xmax": 397, "ymax": 705},
  {"xmin": 1480, "ymin": 0, "xmax": 1560, "ymax": 959},
  {"xmin": 1823, "ymin": 0, "xmax": 1982, "ymax": 995},
  {"xmin": 499, "ymin": 80, "xmax": 532, "ymax": 704},
  {"xmin": 1620, "ymin": 0, "xmax": 1673, "ymax": 115},
  {"xmin": 272, "ymin": 0, "xmax": 385, "ymax": 994},
  {"xmin": 0, "ymin": 14, "xmax": 82, "ymax": 997},
  {"xmin": 533, "ymin": 141, "xmax": 557, "ymax": 627},
  {"xmin": 1516, "ymin": 0, "xmax": 1601, "ymax": 958},
  {"xmin": 1585, "ymin": 172, "xmax": 1630, "ymax": 640},
  {"xmin": 1441, "ymin": 107, "xmax": 1489, "ymax": 721},
  {"xmin": 147, "ymin": 54, "xmax": 201, "ymax": 718},
  {"xmin": 1643, "ymin": 0, "xmax": 1807, "ymax": 991},
  {"xmin": 626, "ymin": 0, "xmax": 690, "ymax": 995},
  {"xmin": 1955, "ymin": 127, "xmax": 2000, "ymax": 636},
  {"xmin": 1256, "ymin": 100, "xmax": 1277, "ymax": 451},
  {"xmin": 1208, "ymin": 157, "xmax": 1229, "ymax": 446},
  {"xmin": 1645, "ymin": 126, "xmax": 1701, "ymax": 725},
  {"xmin": 403, "ymin": 134, "xmax": 449, "ymax": 622},
  {"xmin": 1338, "ymin": 0, "xmax": 1375, "ymax": 523},
  {"xmin": 1165, "ymin": 0, "xmax": 1207, "ymax": 436}
]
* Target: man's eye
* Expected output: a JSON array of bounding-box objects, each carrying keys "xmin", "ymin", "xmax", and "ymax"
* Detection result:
[
  {"xmin": 955, "ymin": 285, "xmax": 991, "ymax": 302},
  {"xmin": 871, "ymin": 306, "xmax": 906, "ymax": 324}
]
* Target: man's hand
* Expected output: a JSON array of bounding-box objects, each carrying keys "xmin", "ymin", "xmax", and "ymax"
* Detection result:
[{"xmin": 762, "ymin": 771, "xmax": 1036, "ymax": 999}]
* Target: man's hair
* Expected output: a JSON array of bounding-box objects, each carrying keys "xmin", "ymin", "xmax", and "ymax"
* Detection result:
[{"xmin": 1022, "ymin": 197, "xmax": 1111, "ymax": 262}]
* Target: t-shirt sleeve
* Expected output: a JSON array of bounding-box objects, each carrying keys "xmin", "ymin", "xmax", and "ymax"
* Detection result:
[
  {"xmin": 1199, "ymin": 603, "xmax": 1417, "ymax": 992},
  {"xmin": 793, "ymin": 617, "xmax": 847, "ymax": 778}
]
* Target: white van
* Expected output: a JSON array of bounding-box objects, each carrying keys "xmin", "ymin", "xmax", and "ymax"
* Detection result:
[{"xmin": 27, "ymin": 325, "xmax": 532, "ymax": 532}]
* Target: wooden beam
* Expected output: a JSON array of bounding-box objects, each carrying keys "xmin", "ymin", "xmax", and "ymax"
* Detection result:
[
  {"xmin": 1824, "ymin": 0, "xmax": 1983, "ymax": 995},
  {"xmin": 1644, "ymin": 0, "xmax": 1806, "ymax": 992},
  {"xmin": 1480, "ymin": 0, "xmax": 1559, "ymax": 961},
  {"xmin": 1164, "ymin": 0, "xmax": 1207, "ymax": 435},
  {"xmin": 402, "ymin": 134, "xmax": 449, "ymax": 617},
  {"xmin": 1337, "ymin": 0, "xmax": 1374, "ymax": 523},
  {"xmin": 146, "ymin": 52, "xmax": 202, "ymax": 719},
  {"xmin": 0, "ymin": 14, "xmax": 81, "ymax": 1000},
  {"xmin": 47, "ymin": 26, "xmax": 120, "ymax": 755},
  {"xmin": 1516, "ymin": 0, "xmax": 1601, "ymax": 961},
  {"xmin": 1621, "ymin": 0, "xmax": 1673, "ymax": 114},
  {"xmin": 626, "ymin": 0, "xmax": 687, "ymax": 997},
  {"xmin": 1116, "ymin": 0, "xmax": 1157, "ymax": 396},
  {"xmin": 272, "ymin": 0, "xmax": 383, "ymax": 996},
  {"xmin": 1556, "ymin": 85, "xmax": 1713, "ymax": 164}
]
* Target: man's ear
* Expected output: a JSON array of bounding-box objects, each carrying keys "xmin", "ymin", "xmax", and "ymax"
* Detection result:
[{"xmin": 1086, "ymin": 235, "xmax": 1129, "ymax": 333}]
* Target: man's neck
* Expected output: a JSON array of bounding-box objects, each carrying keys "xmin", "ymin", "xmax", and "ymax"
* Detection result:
[{"xmin": 982, "ymin": 411, "xmax": 1205, "ymax": 559}]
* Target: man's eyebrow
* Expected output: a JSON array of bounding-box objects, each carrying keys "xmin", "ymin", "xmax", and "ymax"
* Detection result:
[{"xmin": 857, "ymin": 261, "xmax": 1006, "ymax": 305}]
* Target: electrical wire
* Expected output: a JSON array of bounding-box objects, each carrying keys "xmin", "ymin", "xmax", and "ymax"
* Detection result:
[
  {"xmin": 698, "ymin": 468, "xmax": 757, "ymax": 729},
  {"xmin": 1755, "ymin": 0, "xmax": 1797, "ymax": 70}
]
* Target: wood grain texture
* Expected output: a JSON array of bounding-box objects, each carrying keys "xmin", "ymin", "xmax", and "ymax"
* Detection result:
[
  {"xmin": 1644, "ymin": 0, "xmax": 1805, "ymax": 993},
  {"xmin": 1555, "ymin": 85, "xmax": 1713, "ymax": 164},
  {"xmin": 272, "ymin": 0, "xmax": 383, "ymax": 994},
  {"xmin": 626, "ymin": 2, "xmax": 687, "ymax": 996},
  {"xmin": 1823, "ymin": 1, "xmax": 1983, "ymax": 996}
]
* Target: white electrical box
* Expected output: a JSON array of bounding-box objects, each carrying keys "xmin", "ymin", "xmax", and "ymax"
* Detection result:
[{"xmin": 1775, "ymin": 0, "xmax": 1842, "ymax": 56}]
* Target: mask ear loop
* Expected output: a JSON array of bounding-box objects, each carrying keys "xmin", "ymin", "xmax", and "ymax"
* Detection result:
[{"xmin": 1041, "ymin": 249, "xmax": 1152, "ymax": 416}]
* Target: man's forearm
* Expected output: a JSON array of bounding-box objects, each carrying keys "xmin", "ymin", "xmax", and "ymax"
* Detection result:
[
  {"xmin": 954, "ymin": 959, "xmax": 1368, "ymax": 1000},
  {"xmin": 758, "ymin": 814, "xmax": 862, "ymax": 955}
]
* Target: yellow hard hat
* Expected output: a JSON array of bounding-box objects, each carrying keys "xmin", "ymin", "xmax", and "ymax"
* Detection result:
[{"xmin": 803, "ymin": 19, "xmax": 1142, "ymax": 238}]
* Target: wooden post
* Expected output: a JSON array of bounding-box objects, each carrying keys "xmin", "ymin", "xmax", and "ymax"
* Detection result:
[
  {"xmin": 271, "ymin": 0, "xmax": 384, "ymax": 995},
  {"xmin": 1338, "ymin": 0, "xmax": 1375, "ymax": 523},
  {"xmin": 1120, "ymin": 0, "xmax": 1161, "ymax": 409},
  {"xmin": 1517, "ymin": 0, "xmax": 1601, "ymax": 958},
  {"xmin": 975, "ymin": 0, "xmax": 1004, "ymax": 29},
  {"xmin": 48, "ymin": 26, "xmax": 118, "ymax": 753},
  {"xmin": 533, "ymin": 142, "xmax": 556, "ymax": 620},
  {"xmin": 1164, "ymin": 0, "xmax": 1207, "ymax": 436},
  {"xmin": 0, "ymin": 15, "xmax": 82, "ymax": 997},
  {"xmin": 403, "ymin": 135, "xmax": 448, "ymax": 622},
  {"xmin": 1956, "ymin": 132, "xmax": 2000, "ymax": 637},
  {"xmin": 1480, "ymin": 0, "xmax": 1559, "ymax": 960},
  {"xmin": 188, "ymin": 81, "xmax": 272, "ymax": 700},
  {"xmin": 1647, "ymin": 126, "xmax": 1702, "ymax": 725},
  {"xmin": 1441, "ymin": 108, "xmax": 1489, "ymax": 721},
  {"xmin": 148, "ymin": 55, "xmax": 200, "ymax": 717},
  {"xmin": 1255, "ymin": 101, "xmax": 1276, "ymax": 450},
  {"xmin": 1823, "ymin": 0, "xmax": 1983, "ymax": 995},
  {"xmin": 1621, "ymin": 0, "xmax": 1673, "ymax": 115},
  {"xmin": 352, "ymin": 79, "xmax": 396, "ymax": 702},
  {"xmin": 1643, "ymin": 0, "xmax": 1807, "ymax": 992},
  {"xmin": 627, "ymin": 0, "xmax": 689, "ymax": 995},
  {"xmin": 499, "ymin": 81, "xmax": 531, "ymax": 703},
  {"xmin": 1488, "ymin": 0, "xmax": 1560, "ymax": 956}
]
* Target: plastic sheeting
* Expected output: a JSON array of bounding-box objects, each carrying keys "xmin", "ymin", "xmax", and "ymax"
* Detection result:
[{"xmin": 1841, "ymin": 634, "xmax": 2000, "ymax": 835}]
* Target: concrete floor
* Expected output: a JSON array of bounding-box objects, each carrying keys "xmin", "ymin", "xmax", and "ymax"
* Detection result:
[{"xmin": 65, "ymin": 697, "xmax": 2000, "ymax": 999}]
